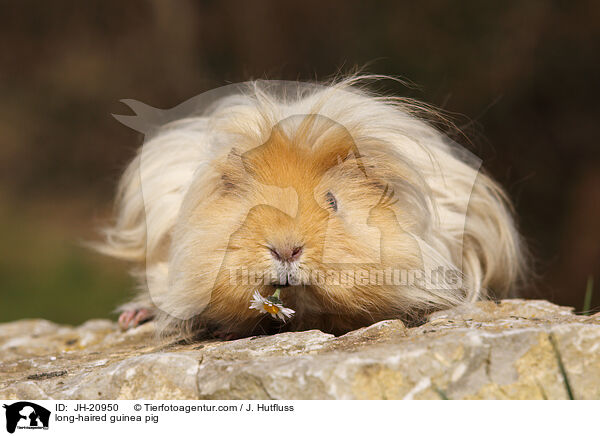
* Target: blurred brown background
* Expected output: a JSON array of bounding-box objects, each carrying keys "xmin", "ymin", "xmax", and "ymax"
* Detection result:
[{"xmin": 1, "ymin": 0, "xmax": 598, "ymax": 324}]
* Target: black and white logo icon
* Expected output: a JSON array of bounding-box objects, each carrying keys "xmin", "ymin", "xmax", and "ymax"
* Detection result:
[{"xmin": 2, "ymin": 402, "xmax": 50, "ymax": 433}]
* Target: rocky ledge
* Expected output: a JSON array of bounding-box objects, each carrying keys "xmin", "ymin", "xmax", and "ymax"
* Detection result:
[{"xmin": 1, "ymin": 299, "xmax": 599, "ymax": 400}]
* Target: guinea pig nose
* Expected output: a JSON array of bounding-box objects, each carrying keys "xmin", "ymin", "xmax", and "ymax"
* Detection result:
[{"xmin": 269, "ymin": 245, "xmax": 304, "ymax": 262}]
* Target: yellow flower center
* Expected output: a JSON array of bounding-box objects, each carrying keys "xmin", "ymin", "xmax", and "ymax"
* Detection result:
[{"xmin": 263, "ymin": 303, "xmax": 280, "ymax": 315}]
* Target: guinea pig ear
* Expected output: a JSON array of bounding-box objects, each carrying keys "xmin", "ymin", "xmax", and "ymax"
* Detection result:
[
  {"xmin": 221, "ymin": 174, "xmax": 235, "ymax": 190},
  {"xmin": 219, "ymin": 147, "xmax": 245, "ymax": 191},
  {"xmin": 340, "ymin": 150, "xmax": 368, "ymax": 178},
  {"xmin": 311, "ymin": 122, "xmax": 368, "ymax": 178},
  {"xmin": 226, "ymin": 147, "xmax": 241, "ymax": 161}
]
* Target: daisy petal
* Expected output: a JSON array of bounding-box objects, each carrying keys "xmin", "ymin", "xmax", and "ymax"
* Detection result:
[{"xmin": 249, "ymin": 289, "xmax": 295, "ymax": 322}]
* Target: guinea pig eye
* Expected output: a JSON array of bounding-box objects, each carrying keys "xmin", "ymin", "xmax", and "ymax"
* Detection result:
[{"xmin": 325, "ymin": 191, "xmax": 338, "ymax": 212}]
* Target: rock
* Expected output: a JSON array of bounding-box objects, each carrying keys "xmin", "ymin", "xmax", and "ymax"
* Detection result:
[{"xmin": 0, "ymin": 299, "xmax": 598, "ymax": 399}]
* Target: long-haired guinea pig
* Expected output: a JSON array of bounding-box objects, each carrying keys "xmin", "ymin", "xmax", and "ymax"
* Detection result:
[{"xmin": 96, "ymin": 76, "xmax": 527, "ymax": 340}]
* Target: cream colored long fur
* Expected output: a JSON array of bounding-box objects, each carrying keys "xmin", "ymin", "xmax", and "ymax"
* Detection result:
[{"xmin": 97, "ymin": 76, "xmax": 526, "ymax": 338}]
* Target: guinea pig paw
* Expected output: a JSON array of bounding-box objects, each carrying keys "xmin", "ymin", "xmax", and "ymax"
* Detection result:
[
  {"xmin": 118, "ymin": 308, "xmax": 152, "ymax": 330},
  {"xmin": 209, "ymin": 328, "xmax": 240, "ymax": 341}
]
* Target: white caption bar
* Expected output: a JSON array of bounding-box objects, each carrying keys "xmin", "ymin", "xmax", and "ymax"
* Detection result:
[{"xmin": 0, "ymin": 400, "xmax": 593, "ymax": 436}]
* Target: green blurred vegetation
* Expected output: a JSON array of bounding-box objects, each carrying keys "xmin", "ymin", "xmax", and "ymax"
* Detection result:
[{"xmin": 0, "ymin": 202, "xmax": 133, "ymax": 324}]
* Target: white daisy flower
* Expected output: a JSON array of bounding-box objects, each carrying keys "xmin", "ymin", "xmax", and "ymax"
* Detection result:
[{"xmin": 249, "ymin": 288, "xmax": 295, "ymax": 321}]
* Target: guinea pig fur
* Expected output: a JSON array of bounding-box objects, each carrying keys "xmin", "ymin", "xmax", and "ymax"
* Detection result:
[{"xmin": 96, "ymin": 76, "xmax": 527, "ymax": 339}]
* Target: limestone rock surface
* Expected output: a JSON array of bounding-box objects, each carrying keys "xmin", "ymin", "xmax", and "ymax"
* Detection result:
[{"xmin": 1, "ymin": 299, "xmax": 599, "ymax": 399}]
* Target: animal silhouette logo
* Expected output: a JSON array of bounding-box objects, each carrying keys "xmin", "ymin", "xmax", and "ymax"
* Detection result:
[
  {"xmin": 112, "ymin": 80, "xmax": 480, "ymax": 319},
  {"xmin": 2, "ymin": 402, "xmax": 50, "ymax": 433}
]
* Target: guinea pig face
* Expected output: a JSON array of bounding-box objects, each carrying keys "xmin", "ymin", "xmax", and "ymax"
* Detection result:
[{"xmin": 173, "ymin": 117, "xmax": 424, "ymax": 334}]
